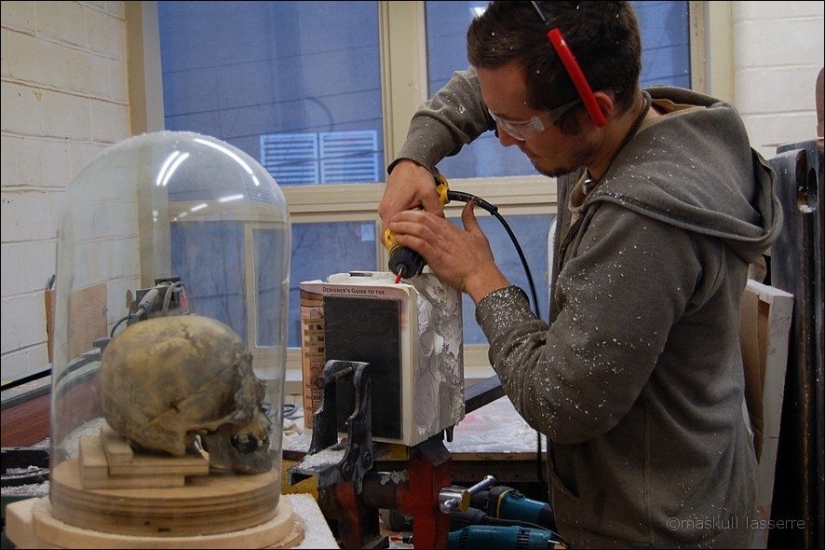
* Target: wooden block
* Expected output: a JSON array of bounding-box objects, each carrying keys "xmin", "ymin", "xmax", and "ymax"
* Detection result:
[
  {"xmin": 740, "ymin": 288, "xmax": 764, "ymax": 456},
  {"xmin": 100, "ymin": 424, "xmax": 136, "ymax": 463},
  {"xmin": 45, "ymin": 288, "xmax": 55, "ymax": 363},
  {"xmin": 79, "ymin": 435, "xmax": 109, "ymax": 481},
  {"xmin": 66, "ymin": 283, "xmax": 108, "ymax": 359},
  {"xmin": 4, "ymin": 497, "xmax": 47, "ymax": 550},
  {"xmin": 739, "ymin": 280, "xmax": 793, "ymax": 550},
  {"xmin": 79, "ymin": 434, "xmax": 185, "ymax": 490},
  {"xmin": 101, "ymin": 425, "xmax": 209, "ymax": 477}
]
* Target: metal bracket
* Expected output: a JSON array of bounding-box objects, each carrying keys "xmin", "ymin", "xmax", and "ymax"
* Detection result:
[{"xmin": 292, "ymin": 360, "xmax": 374, "ymax": 495}]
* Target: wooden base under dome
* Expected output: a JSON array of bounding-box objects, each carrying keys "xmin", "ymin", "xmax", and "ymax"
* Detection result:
[
  {"xmin": 5, "ymin": 495, "xmax": 306, "ymax": 549},
  {"xmin": 4, "ymin": 426, "xmax": 312, "ymax": 548},
  {"xmin": 50, "ymin": 457, "xmax": 283, "ymax": 537}
]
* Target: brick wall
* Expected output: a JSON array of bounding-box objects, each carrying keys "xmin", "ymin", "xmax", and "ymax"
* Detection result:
[
  {"xmin": 1, "ymin": 1, "xmax": 129, "ymax": 381},
  {"xmin": 733, "ymin": 1, "xmax": 824, "ymax": 158}
]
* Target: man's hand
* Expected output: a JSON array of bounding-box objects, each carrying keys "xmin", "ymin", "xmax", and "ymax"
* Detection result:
[
  {"xmin": 388, "ymin": 201, "xmax": 510, "ymax": 303},
  {"xmin": 378, "ymin": 160, "xmax": 446, "ymax": 238}
]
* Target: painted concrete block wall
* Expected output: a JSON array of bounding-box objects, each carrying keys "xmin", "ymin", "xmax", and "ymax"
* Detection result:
[
  {"xmin": 1, "ymin": 1, "xmax": 129, "ymax": 382},
  {"xmin": 732, "ymin": 1, "xmax": 824, "ymax": 159},
  {"xmin": 1, "ymin": 1, "xmax": 824, "ymax": 383}
]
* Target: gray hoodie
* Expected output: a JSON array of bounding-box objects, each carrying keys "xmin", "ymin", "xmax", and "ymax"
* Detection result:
[{"xmin": 394, "ymin": 72, "xmax": 783, "ymax": 548}]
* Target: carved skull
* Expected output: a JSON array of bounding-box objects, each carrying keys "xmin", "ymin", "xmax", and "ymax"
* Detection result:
[{"xmin": 100, "ymin": 315, "xmax": 272, "ymax": 474}]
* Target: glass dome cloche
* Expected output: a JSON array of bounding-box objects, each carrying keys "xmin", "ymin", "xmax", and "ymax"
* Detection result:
[{"xmin": 45, "ymin": 131, "xmax": 298, "ymax": 546}]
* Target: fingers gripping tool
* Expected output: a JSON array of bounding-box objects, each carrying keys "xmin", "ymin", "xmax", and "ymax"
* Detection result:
[{"xmin": 382, "ymin": 174, "xmax": 450, "ymax": 281}]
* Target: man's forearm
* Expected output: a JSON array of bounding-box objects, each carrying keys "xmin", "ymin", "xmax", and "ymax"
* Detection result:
[{"xmin": 392, "ymin": 68, "xmax": 493, "ymax": 173}]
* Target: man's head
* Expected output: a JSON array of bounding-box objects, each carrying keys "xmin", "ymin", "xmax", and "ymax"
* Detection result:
[{"xmin": 468, "ymin": 1, "xmax": 641, "ymax": 133}]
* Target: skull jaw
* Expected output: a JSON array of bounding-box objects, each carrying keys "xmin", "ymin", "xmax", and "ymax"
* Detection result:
[{"xmin": 200, "ymin": 424, "xmax": 273, "ymax": 474}]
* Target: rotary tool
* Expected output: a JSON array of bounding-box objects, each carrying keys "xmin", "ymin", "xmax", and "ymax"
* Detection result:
[
  {"xmin": 382, "ymin": 172, "xmax": 450, "ymax": 281},
  {"xmin": 380, "ymin": 172, "xmax": 542, "ymax": 328}
]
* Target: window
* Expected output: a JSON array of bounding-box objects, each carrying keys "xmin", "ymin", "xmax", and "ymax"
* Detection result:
[
  {"xmin": 260, "ymin": 130, "xmax": 381, "ymax": 185},
  {"xmin": 158, "ymin": 0, "xmax": 383, "ymax": 352},
  {"xmin": 158, "ymin": 1, "xmax": 384, "ymax": 180},
  {"xmin": 148, "ymin": 1, "xmax": 698, "ymax": 376}
]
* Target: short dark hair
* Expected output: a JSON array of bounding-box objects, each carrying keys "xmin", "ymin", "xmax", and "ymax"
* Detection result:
[{"xmin": 467, "ymin": 1, "xmax": 642, "ymax": 118}]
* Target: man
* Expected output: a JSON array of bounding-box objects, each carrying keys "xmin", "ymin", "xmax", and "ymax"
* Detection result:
[{"xmin": 379, "ymin": 2, "xmax": 782, "ymax": 547}]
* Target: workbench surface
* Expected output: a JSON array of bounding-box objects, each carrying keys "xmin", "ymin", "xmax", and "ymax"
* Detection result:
[
  {"xmin": 283, "ymin": 395, "xmax": 545, "ymax": 458},
  {"xmin": 446, "ymin": 395, "xmax": 546, "ymax": 456}
]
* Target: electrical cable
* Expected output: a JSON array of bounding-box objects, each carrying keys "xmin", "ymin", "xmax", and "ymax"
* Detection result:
[
  {"xmin": 446, "ymin": 191, "xmax": 540, "ymax": 320},
  {"xmin": 161, "ymin": 281, "xmax": 186, "ymax": 313},
  {"xmin": 110, "ymin": 315, "xmax": 131, "ymax": 338},
  {"xmin": 447, "ymin": 189, "xmax": 548, "ymax": 499},
  {"xmin": 0, "ymin": 367, "xmax": 52, "ymax": 391},
  {"xmin": 109, "ymin": 287, "xmax": 162, "ymax": 337}
]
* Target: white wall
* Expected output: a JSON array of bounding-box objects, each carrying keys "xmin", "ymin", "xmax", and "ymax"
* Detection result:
[
  {"xmin": 1, "ymin": 1, "xmax": 129, "ymax": 382},
  {"xmin": 732, "ymin": 1, "xmax": 824, "ymax": 159},
  {"xmin": 1, "ymin": 1, "xmax": 824, "ymax": 382}
]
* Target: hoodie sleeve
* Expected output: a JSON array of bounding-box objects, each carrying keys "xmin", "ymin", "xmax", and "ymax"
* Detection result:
[
  {"xmin": 389, "ymin": 67, "xmax": 495, "ymax": 174},
  {"xmin": 476, "ymin": 205, "xmax": 705, "ymax": 444}
]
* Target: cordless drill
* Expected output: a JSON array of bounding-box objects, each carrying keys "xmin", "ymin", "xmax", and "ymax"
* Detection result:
[
  {"xmin": 469, "ymin": 486, "xmax": 556, "ymax": 530},
  {"xmin": 448, "ymin": 486, "xmax": 563, "ymax": 549},
  {"xmin": 382, "ymin": 173, "xmax": 450, "ymax": 280}
]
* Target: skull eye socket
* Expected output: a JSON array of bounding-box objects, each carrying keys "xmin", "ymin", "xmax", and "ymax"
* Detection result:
[{"xmin": 231, "ymin": 433, "xmax": 267, "ymax": 454}]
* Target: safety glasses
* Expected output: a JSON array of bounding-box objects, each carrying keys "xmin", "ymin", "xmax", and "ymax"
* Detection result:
[{"xmin": 489, "ymin": 97, "xmax": 582, "ymax": 141}]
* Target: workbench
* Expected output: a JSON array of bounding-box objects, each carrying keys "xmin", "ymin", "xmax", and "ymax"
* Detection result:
[
  {"xmin": 283, "ymin": 395, "xmax": 548, "ymax": 500},
  {"xmin": 447, "ymin": 397, "xmax": 548, "ymax": 501}
]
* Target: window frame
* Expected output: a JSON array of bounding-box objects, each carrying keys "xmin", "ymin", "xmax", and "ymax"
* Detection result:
[{"xmin": 127, "ymin": 1, "xmax": 714, "ymax": 382}]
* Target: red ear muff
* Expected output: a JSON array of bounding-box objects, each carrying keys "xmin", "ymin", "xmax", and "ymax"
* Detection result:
[
  {"xmin": 546, "ymin": 28, "xmax": 606, "ymax": 127},
  {"xmin": 530, "ymin": 1, "xmax": 607, "ymax": 127}
]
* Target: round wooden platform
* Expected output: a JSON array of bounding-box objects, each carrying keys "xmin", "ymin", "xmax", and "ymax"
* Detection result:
[
  {"xmin": 50, "ymin": 458, "xmax": 284, "ymax": 538},
  {"xmin": 28, "ymin": 496, "xmax": 304, "ymax": 549}
]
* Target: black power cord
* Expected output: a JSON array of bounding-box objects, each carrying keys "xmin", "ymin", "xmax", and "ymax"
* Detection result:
[
  {"xmin": 446, "ymin": 189, "xmax": 548, "ymax": 501},
  {"xmin": 447, "ymin": 190, "xmax": 541, "ymax": 320},
  {"xmin": 109, "ymin": 281, "xmax": 188, "ymax": 338}
]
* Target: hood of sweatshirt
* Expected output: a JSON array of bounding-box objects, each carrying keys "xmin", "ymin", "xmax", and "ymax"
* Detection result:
[{"xmin": 590, "ymin": 86, "xmax": 783, "ymax": 264}]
